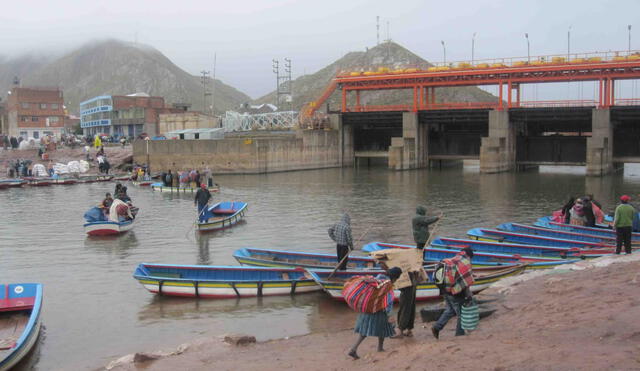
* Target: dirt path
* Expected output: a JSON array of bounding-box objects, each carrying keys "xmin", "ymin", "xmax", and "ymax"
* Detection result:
[{"xmin": 105, "ymin": 254, "xmax": 640, "ymax": 370}]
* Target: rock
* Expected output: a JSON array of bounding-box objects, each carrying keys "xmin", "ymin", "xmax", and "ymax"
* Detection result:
[
  {"xmin": 105, "ymin": 354, "xmax": 135, "ymax": 370},
  {"xmin": 224, "ymin": 334, "xmax": 256, "ymax": 346},
  {"xmin": 133, "ymin": 352, "xmax": 161, "ymax": 363}
]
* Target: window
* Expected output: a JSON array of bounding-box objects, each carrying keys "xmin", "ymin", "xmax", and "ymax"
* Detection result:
[
  {"xmin": 33, "ymin": 131, "xmax": 39, "ymax": 139},
  {"xmin": 51, "ymin": 103, "xmax": 59, "ymax": 109},
  {"xmin": 40, "ymin": 103, "xmax": 47, "ymax": 109},
  {"xmin": 20, "ymin": 116, "xmax": 28, "ymax": 122},
  {"xmin": 19, "ymin": 131, "xmax": 27, "ymax": 138},
  {"xmin": 21, "ymin": 102, "xmax": 29, "ymax": 109},
  {"xmin": 31, "ymin": 116, "xmax": 39, "ymax": 122},
  {"xmin": 48, "ymin": 116, "xmax": 60, "ymax": 123}
]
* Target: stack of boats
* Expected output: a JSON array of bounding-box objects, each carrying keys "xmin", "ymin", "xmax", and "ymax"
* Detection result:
[{"xmin": 133, "ymin": 215, "xmax": 631, "ymax": 304}]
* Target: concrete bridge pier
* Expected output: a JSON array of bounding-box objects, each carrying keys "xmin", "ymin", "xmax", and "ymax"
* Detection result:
[
  {"xmin": 586, "ymin": 109, "xmax": 613, "ymax": 177},
  {"xmin": 479, "ymin": 110, "xmax": 516, "ymax": 173},
  {"xmin": 388, "ymin": 112, "xmax": 428, "ymax": 170},
  {"xmin": 329, "ymin": 114, "xmax": 353, "ymax": 167}
]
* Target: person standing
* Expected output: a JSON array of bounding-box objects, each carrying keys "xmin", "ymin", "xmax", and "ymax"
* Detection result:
[
  {"xmin": 393, "ymin": 205, "xmax": 440, "ymax": 338},
  {"xmin": 348, "ymin": 267, "xmax": 402, "ymax": 360},
  {"xmin": 328, "ymin": 213, "xmax": 353, "ymax": 270},
  {"xmin": 194, "ymin": 183, "xmax": 212, "ymax": 223},
  {"xmin": 432, "ymin": 247, "xmax": 475, "ymax": 339},
  {"xmin": 164, "ymin": 170, "xmax": 173, "ymax": 187},
  {"xmin": 614, "ymin": 195, "xmax": 635, "ymax": 255}
]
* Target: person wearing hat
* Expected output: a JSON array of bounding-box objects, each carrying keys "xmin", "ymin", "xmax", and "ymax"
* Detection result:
[
  {"xmin": 614, "ymin": 195, "xmax": 635, "ymax": 254},
  {"xmin": 348, "ymin": 267, "xmax": 402, "ymax": 360},
  {"xmin": 194, "ymin": 183, "xmax": 212, "ymax": 223},
  {"xmin": 432, "ymin": 247, "xmax": 475, "ymax": 339}
]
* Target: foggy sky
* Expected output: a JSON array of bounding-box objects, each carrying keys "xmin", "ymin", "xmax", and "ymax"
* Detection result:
[{"xmin": 0, "ymin": 0, "xmax": 637, "ymax": 100}]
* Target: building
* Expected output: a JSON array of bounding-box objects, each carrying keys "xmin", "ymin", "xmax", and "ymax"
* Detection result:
[
  {"xmin": 158, "ymin": 112, "xmax": 219, "ymax": 135},
  {"xmin": 80, "ymin": 93, "xmax": 180, "ymax": 138},
  {"xmin": 6, "ymin": 87, "xmax": 65, "ymax": 138}
]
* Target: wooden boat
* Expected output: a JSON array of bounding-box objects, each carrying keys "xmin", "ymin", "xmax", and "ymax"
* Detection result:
[
  {"xmin": 151, "ymin": 182, "xmax": 220, "ymax": 194},
  {"xmin": 467, "ymin": 227, "xmax": 618, "ymax": 250},
  {"xmin": 0, "ymin": 180, "xmax": 26, "ymax": 188},
  {"xmin": 96, "ymin": 175, "xmax": 114, "ymax": 182},
  {"xmin": 497, "ymin": 222, "xmax": 631, "ymax": 246},
  {"xmin": 131, "ymin": 180, "xmax": 153, "ymax": 187},
  {"xmin": 306, "ymin": 264, "xmax": 526, "ymax": 302},
  {"xmin": 363, "ymin": 242, "xmax": 580, "ymax": 269},
  {"xmin": 197, "ymin": 201, "xmax": 247, "ymax": 232},
  {"xmin": 51, "ymin": 178, "xmax": 78, "ymax": 185},
  {"xmin": 435, "ymin": 236, "xmax": 610, "ymax": 257},
  {"xmin": 112, "ymin": 175, "xmax": 131, "ymax": 181},
  {"xmin": 78, "ymin": 175, "xmax": 114, "ymax": 183},
  {"xmin": 133, "ymin": 264, "xmax": 321, "ymax": 298},
  {"xmin": 233, "ymin": 247, "xmax": 523, "ymax": 271},
  {"xmin": 535, "ymin": 217, "xmax": 640, "ymax": 241},
  {"xmin": 84, "ymin": 207, "xmax": 138, "ymax": 236},
  {"xmin": 22, "ymin": 177, "xmax": 52, "ymax": 187},
  {"xmin": 0, "ymin": 283, "xmax": 43, "ymax": 371}
]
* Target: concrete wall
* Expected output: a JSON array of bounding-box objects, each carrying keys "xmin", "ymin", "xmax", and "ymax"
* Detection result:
[
  {"xmin": 586, "ymin": 108, "xmax": 613, "ymax": 176},
  {"xmin": 133, "ymin": 129, "xmax": 341, "ymax": 174},
  {"xmin": 480, "ymin": 110, "xmax": 515, "ymax": 173},
  {"xmin": 158, "ymin": 112, "xmax": 219, "ymax": 135}
]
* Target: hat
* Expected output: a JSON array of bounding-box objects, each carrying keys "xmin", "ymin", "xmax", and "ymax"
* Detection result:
[
  {"xmin": 621, "ymin": 195, "xmax": 631, "ymax": 202},
  {"xmin": 387, "ymin": 267, "xmax": 402, "ymax": 281},
  {"xmin": 200, "ymin": 183, "xmax": 207, "ymax": 189},
  {"xmin": 461, "ymin": 247, "xmax": 474, "ymax": 258}
]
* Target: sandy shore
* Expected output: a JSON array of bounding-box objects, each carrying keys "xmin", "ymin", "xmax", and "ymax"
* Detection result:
[{"xmin": 105, "ymin": 254, "xmax": 640, "ymax": 370}]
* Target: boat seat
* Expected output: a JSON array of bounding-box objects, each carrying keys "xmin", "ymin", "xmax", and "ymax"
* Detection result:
[
  {"xmin": 214, "ymin": 209, "xmax": 236, "ymax": 215},
  {"xmin": 0, "ymin": 336, "xmax": 17, "ymax": 350}
]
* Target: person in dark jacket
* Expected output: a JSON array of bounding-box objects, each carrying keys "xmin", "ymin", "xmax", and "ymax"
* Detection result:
[
  {"xmin": 328, "ymin": 213, "xmax": 353, "ymax": 270},
  {"xmin": 582, "ymin": 199, "xmax": 596, "ymax": 227},
  {"xmin": 412, "ymin": 206, "xmax": 439, "ymax": 249},
  {"xmin": 561, "ymin": 197, "xmax": 575, "ymax": 224},
  {"xmin": 164, "ymin": 170, "xmax": 173, "ymax": 187},
  {"xmin": 195, "ymin": 183, "xmax": 212, "ymax": 222}
]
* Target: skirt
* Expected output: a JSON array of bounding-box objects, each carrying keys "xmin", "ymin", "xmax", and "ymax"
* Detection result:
[{"xmin": 354, "ymin": 311, "xmax": 395, "ymax": 338}]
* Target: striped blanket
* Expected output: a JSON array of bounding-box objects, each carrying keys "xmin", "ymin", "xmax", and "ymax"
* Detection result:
[{"xmin": 342, "ymin": 276, "xmax": 394, "ymax": 313}]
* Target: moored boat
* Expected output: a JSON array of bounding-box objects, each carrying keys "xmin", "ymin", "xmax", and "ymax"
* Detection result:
[
  {"xmin": 306, "ymin": 264, "xmax": 526, "ymax": 302},
  {"xmin": 83, "ymin": 204, "xmax": 138, "ymax": 236},
  {"xmin": 0, "ymin": 283, "xmax": 43, "ymax": 371},
  {"xmin": 22, "ymin": 177, "xmax": 52, "ymax": 187},
  {"xmin": 497, "ymin": 222, "xmax": 632, "ymax": 246},
  {"xmin": 363, "ymin": 242, "xmax": 580, "ymax": 268},
  {"xmin": 151, "ymin": 182, "xmax": 220, "ymax": 193},
  {"xmin": 131, "ymin": 180, "xmax": 153, "ymax": 186},
  {"xmin": 197, "ymin": 201, "xmax": 248, "ymax": 232},
  {"xmin": 435, "ymin": 236, "xmax": 609, "ymax": 257},
  {"xmin": 51, "ymin": 178, "xmax": 78, "ymax": 185},
  {"xmin": 0, "ymin": 184, "xmax": 8, "ymax": 190},
  {"xmin": 0, "ymin": 179, "xmax": 26, "ymax": 188},
  {"xmin": 133, "ymin": 264, "xmax": 320, "ymax": 298},
  {"xmin": 467, "ymin": 227, "xmax": 619, "ymax": 251},
  {"xmin": 535, "ymin": 217, "xmax": 640, "ymax": 241}
]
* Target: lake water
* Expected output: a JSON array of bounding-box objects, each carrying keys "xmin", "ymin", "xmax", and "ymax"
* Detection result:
[{"xmin": 3, "ymin": 164, "xmax": 640, "ymax": 370}]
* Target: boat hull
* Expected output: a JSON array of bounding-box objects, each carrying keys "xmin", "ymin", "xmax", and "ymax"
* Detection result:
[
  {"xmin": 84, "ymin": 220, "xmax": 134, "ymax": 236},
  {"xmin": 468, "ymin": 227, "xmax": 613, "ymax": 250},
  {"xmin": 536, "ymin": 217, "xmax": 640, "ymax": 241},
  {"xmin": 133, "ymin": 264, "xmax": 321, "ymax": 298},
  {"xmin": 131, "ymin": 181, "xmax": 153, "ymax": 186},
  {"xmin": 151, "ymin": 183, "xmax": 219, "ymax": 193},
  {"xmin": 197, "ymin": 202, "xmax": 247, "ymax": 232}
]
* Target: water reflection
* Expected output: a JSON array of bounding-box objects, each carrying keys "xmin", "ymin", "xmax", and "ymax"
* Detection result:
[
  {"xmin": 83, "ymin": 231, "xmax": 139, "ymax": 258},
  {"xmin": 196, "ymin": 234, "xmax": 211, "ymax": 265}
]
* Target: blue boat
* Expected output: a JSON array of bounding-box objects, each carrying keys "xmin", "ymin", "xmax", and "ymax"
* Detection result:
[
  {"xmin": 233, "ymin": 248, "xmax": 381, "ymax": 269},
  {"xmin": 435, "ymin": 236, "xmax": 610, "ymax": 257},
  {"xmin": 362, "ymin": 242, "xmax": 579, "ymax": 268},
  {"xmin": 133, "ymin": 263, "xmax": 320, "ymax": 298},
  {"xmin": 0, "ymin": 283, "xmax": 43, "ymax": 371},
  {"xmin": 497, "ymin": 222, "xmax": 624, "ymax": 246},
  {"xmin": 0, "ymin": 179, "xmax": 26, "ymax": 188},
  {"xmin": 467, "ymin": 227, "xmax": 611, "ymax": 250},
  {"xmin": 535, "ymin": 217, "xmax": 640, "ymax": 241},
  {"xmin": 197, "ymin": 201, "xmax": 248, "ymax": 232}
]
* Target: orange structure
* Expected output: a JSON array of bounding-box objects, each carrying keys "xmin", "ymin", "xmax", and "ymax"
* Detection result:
[{"xmin": 300, "ymin": 50, "xmax": 640, "ymax": 124}]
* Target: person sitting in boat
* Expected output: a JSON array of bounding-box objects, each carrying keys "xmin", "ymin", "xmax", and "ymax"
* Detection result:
[
  {"xmin": 114, "ymin": 182, "xmax": 123, "ymax": 196},
  {"xmin": 100, "ymin": 193, "xmax": 114, "ymax": 217},
  {"xmin": 195, "ymin": 183, "xmax": 212, "ymax": 222},
  {"xmin": 569, "ymin": 198, "xmax": 587, "ymax": 226},
  {"xmin": 109, "ymin": 198, "xmax": 133, "ymax": 222},
  {"xmin": 116, "ymin": 186, "xmax": 131, "ymax": 203}
]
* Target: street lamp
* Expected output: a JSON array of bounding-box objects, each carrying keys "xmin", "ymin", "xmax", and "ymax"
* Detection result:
[
  {"xmin": 629, "ymin": 25, "xmax": 632, "ymax": 55},
  {"xmin": 525, "ymin": 33, "xmax": 530, "ymax": 63},
  {"xmin": 472, "ymin": 32, "xmax": 477, "ymax": 65},
  {"xmin": 567, "ymin": 26, "xmax": 571, "ymax": 60},
  {"xmin": 441, "ymin": 40, "xmax": 446, "ymax": 65}
]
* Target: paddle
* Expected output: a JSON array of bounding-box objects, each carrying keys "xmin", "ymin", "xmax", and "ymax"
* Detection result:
[
  {"xmin": 424, "ymin": 211, "xmax": 445, "ymax": 248},
  {"xmin": 327, "ymin": 224, "xmax": 374, "ymax": 280}
]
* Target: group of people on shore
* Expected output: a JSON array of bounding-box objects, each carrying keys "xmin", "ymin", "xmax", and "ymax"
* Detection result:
[
  {"xmin": 161, "ymin": 168, "xmax": 214, "ymax": 189},
  {"xmin": 328, "ymin": 206, "xmax": 474, "ymax": 359}
]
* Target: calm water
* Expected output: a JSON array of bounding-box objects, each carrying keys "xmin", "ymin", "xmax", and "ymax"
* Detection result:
[{"xmin": 3, "ymin": 164, "xmax": 640, "ymax": 370}]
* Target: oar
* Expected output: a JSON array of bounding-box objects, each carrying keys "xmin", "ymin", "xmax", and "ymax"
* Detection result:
[
  {"xmin": 327, "ymin": 224, "xmax": 374, "ymax": 279},
  {"xmin": 424, "ymin": 211, "xmax": 445, "ymax": 247},
  {"xmin": 185, "ymin": 202, "xmax": 210, "ymax": 238}
]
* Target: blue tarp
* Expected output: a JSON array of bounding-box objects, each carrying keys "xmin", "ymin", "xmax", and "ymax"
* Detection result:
[{"xmin": 84, "ymin": 207, "xmax": 107, "ymax": 222}]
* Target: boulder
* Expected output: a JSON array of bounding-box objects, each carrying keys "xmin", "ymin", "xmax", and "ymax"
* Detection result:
[{"xmin": 223, "ymin": 334, "xmax": 256, "ymax": 346}]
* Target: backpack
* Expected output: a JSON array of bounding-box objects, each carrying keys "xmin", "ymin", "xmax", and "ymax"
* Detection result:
[{"xmin": 433, "ymin": 257, "xmax": 458, "ymax": 294}]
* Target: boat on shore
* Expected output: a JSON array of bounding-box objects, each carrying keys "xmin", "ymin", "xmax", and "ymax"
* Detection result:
[
  {"xmin": 435, "ymin": 236, "xmax": 610, "ymax": 257},
  {"xmin": 151, "ymin": 182, "xmax": 220, "ymax": 194},
  {"xmin": 131, "ymin": 180, "xmax": 153, "ymax": 187},
  {"xmin": 306, "ymin": 264, "xmax": 526, "ymax": 302},
  {"xmin": 51, "ymin": 178, "xmax": 78, "ymax": 185},
  {"xmin": 497, "ymin": 222, "xmax": 632, "ymax": 246},
  {"xmin": 535, "ymin": 217, "xmax": 640, "ymax": 241},
  {"xmin": 133, "ymin": 264, "xmax": 320, "ymax": 298},
  {"xmin": 467, "ymin": 227, "xmax": 613, "ymax": 249},
  {"xmin": 0, "ymin": 283, "xmax": 43, "ymax": 371},
  {"xmin": 197, "ymin": 201, "xmax": 247, "ymax": 232},
  {"xmin": 22, "ymin": 177, "xmax": 52, "ymax": 187},
  {"xmin": 78, "ymin": 175, "xmax": 114, "ymax": 183},
  {"xmin": 0, "ymin": 179, "xmax": 26, "ymax": 188},
  {"xmin": 363, "ymin": 242, "xmax": 580, "ymax": 268}
]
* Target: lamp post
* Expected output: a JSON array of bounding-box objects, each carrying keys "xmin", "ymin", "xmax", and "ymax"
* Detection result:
[
  {"xmin": 441, "ymin": 40, "xmax": 446, "ymax": 65},
  {"xmin": 525, "ymin": 33, "xmax": 530, "ymax": 63},
  {"xmin": 567, "ymin": 26, "xmax": 571, "ymax": 60},
  {"xmin": 629, "ymin": 25, "xmax": 632, "ymax": 55},
  {"xmin": 472, "ymin": 32, "xmax": 476, "ymax": 65}
]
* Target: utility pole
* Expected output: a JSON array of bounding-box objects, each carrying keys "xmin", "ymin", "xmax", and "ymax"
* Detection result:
[
  {"xmin": 284, "ymin": 58, "xmax": 292, "ymax": 111},
  {"xmin": 200, "ymin": 70, "xmax": 211, "ymax": 113},
  {"xmin": 376, "ymin": 16, "xmax": 380, "ymax": 46},
  {"xmin": 629, "ymin": 25, "xmax": 632, "ymax": 55},
  {"xmin": 567, "ymin": 26, "xmax": 571, "ymax": 60},
  {"xmin": 525, "ymin": 33, "xmax": 530, "ymax": 63},
  {"xmin": 272, "ymin": 59, "xmax": 280, "ymax": 107},
  {"xmin": 472, "ymin": 32, "xmax": 476, "ymax": 65},
  {"xmin": 441, "ymin": 40, "xmax": 446, "ymax": 64},
  {"xmin": 273, "ymin": 58, "xmax": 293, "ymax": 110},
  {"xmin": 212, "ymin": 53, "xmax": 217, "ymax": 115}
]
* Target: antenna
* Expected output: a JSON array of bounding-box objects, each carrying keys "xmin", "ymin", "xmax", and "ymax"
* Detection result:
[
  {"xmin": 386, "ymin": 21, "xmax": 390, "ymax": 42},
  {"xmin": 376, "ymin": 16, "xmax": 380, "ymax": 46},
  {"xmin": 212, "ymin": 52, "xmax": 217, "ymax": 115}
]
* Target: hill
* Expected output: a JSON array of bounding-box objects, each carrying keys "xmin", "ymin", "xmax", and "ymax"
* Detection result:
[
  {"xmin": 0, "ymin": 40, "xmax": 251, "ymax": 114},
  {"xmin": 254, "ymin": 42, "xmax": 497, "ymax": 111}
]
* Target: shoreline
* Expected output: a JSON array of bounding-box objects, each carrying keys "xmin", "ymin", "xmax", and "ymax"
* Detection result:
[{"xmin": 105, "ymin": 254, "xmax": 640, "ymax": 370}]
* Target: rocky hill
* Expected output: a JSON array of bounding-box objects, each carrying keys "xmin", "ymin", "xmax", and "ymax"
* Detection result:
[
  {"xmin": 0, "ymin": 40, "xmax": 250, "ymax": 114},
  {"xmin": 254, "ymin": 42, "xmax": 497, "ymax": 111}
]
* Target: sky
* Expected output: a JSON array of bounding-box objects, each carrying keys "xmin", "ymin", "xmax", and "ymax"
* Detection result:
[{"xmin": 0, "ymin": 0, "xmax": 638, "ymax": 100}]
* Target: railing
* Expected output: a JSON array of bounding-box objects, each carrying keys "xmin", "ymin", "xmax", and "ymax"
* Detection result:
[
  {"xmin": 615, "ymin": 98, "xmax": 640, "ymax": 106},
  {"xmin": 518, "ymin": 100, "xmax": 598, "ymax": 108},
  {"xmin": 222, "ymin": 111, "xmax": 299, "ymax": 132}
]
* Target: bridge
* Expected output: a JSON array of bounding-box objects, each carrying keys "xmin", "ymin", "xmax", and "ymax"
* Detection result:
[{"xmin": 301, "ymin": 50, "xmax": 640, "ymax": 176}]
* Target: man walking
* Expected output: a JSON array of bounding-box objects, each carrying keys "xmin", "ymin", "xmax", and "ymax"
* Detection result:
[
  {"xmin": 194, "ymin": 183, "xmax": 212, "ymax": 223},
  {"xmin": 432, "ymin": 247, "xmax": 475, "ymax": 339},
  {"xmin": 614, "ymin": 195, "xmax": 635, "ymax": 255},
  {"xmin": 328, "ymin": 213, "xmax": 353, "ymax": 270}
]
